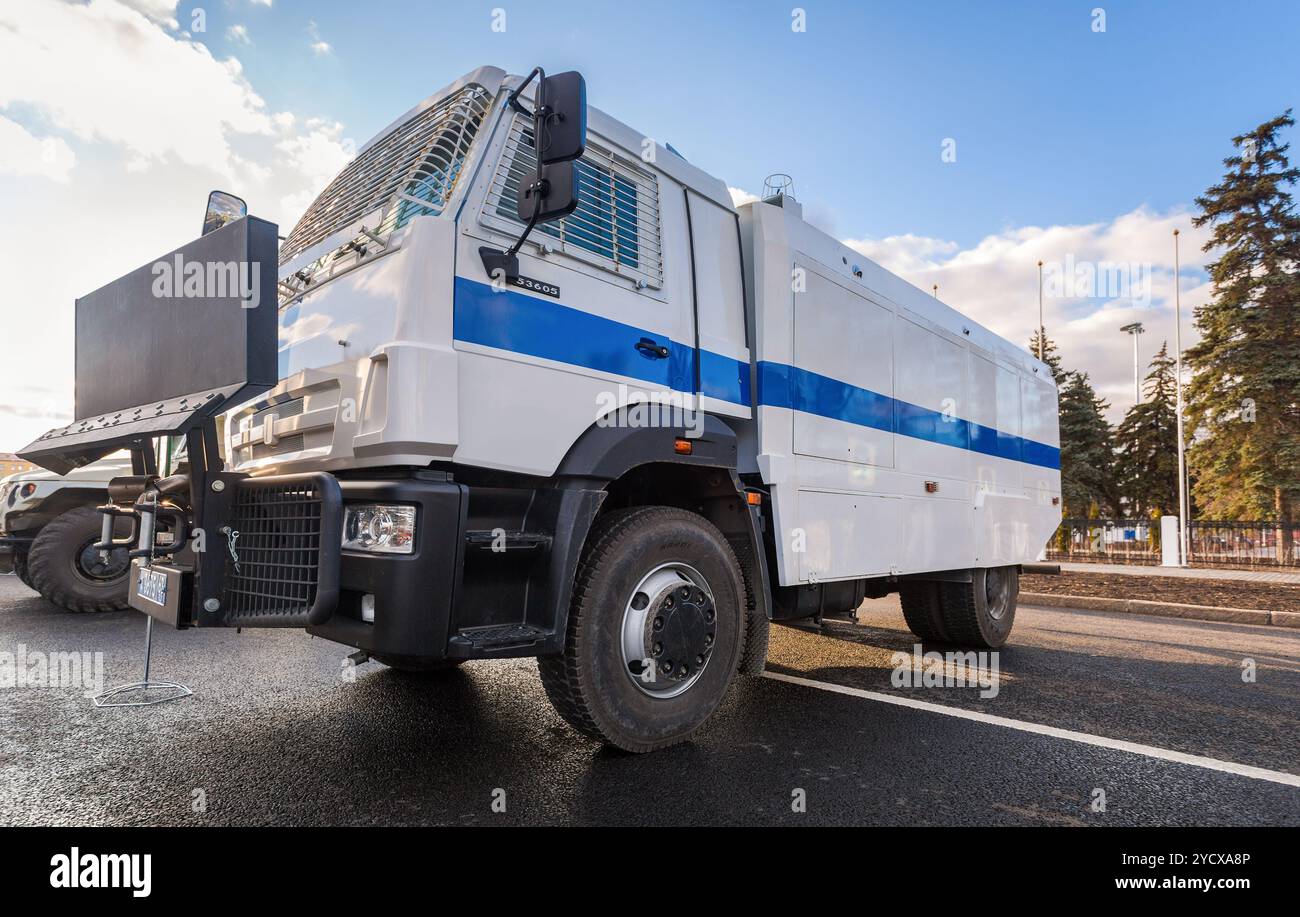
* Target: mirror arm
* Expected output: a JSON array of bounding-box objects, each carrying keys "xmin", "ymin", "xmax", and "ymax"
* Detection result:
[
  {"xmin": 507, "ymin": 66, "xmax": 545, "ymax": 119},
  {"xmin": 481, "ymin": 65, "xmax": 556, "ymax": 282},
  {"xmin": 506, "ymin": 197, "xmax": 545, "ymax": 259},
  {"xmin": 478, "ymin": 177, "xmax": 547, "ymax": 283}
]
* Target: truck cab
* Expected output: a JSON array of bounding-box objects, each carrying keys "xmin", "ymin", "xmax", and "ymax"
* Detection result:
[{"xmin": 235, "ymin": 66, "xmax": 749, "ymax": 480}]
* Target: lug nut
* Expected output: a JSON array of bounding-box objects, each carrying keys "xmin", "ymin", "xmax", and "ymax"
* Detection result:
[
  {"xmin": 704, "ymin": 633, "xmax": 714, "ymax": 646},
  {"xmin": 652, "ymin": 642, "xmax": 663, "ymax": 657},
  {"xmin": 653, "ymin": 616, "xmax": 664, "ymax": 631},
  {"xmin": 660, "ymin": 660, "xmax": 672, "ymax": 674}
]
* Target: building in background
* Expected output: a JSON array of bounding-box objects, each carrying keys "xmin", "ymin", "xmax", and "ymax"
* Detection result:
[{"xmin": 0, "ymin": 453, "xmax": 35, "ymax": 478}]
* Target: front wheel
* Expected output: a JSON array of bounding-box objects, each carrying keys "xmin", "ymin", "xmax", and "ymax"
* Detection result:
[
  {"xmin": 27, "ymin": 506, "xmax": 131, "ymax": 613},
  {"xmin": 538, "ymin": 506, "xmax": 747, "ymax": 753}
]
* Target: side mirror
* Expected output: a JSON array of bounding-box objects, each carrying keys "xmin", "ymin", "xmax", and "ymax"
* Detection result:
[
  {"xmin": 517, "ymin": 161, "xmax": 578, "ymax": 224},
  {"xmin": 536, "ymin": 70, "xmax": 586, "ymax": 164},
  {"xmin": 480, "ymin": 67, "xmax": 587, "ymax": 283},
  {"xmin": 202, "ymin": 190, "xmax": 247, "ymax": 236}
]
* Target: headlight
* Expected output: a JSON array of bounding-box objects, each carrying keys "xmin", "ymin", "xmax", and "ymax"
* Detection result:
[{"xmin": 342, "ymin": 503, "xmax": 416, "ymax": 554}]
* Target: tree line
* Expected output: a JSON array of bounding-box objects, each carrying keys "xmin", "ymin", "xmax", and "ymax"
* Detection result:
[{"xmin": 1050, "ymin": 111, "xmax": 1300, "ymax": 530}]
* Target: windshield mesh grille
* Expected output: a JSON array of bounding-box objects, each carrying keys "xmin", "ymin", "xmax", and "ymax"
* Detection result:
[{"xmin": 280, "ymin": 84, "xmax": 493, "ymax": 264}]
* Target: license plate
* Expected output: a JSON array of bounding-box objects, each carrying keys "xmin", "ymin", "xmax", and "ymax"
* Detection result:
[{"xmin": 136, "ymin": 567, "xmax": 169, "ymax": 606}]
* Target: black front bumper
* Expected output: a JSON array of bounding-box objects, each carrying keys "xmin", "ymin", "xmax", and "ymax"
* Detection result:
[
  {"xmin": 305, "ymin": 473, "xmax": 467, "ymax": 662},
  {"xmin": 131, "ymin": 466, "xmax": 600, "ymax": 663}
]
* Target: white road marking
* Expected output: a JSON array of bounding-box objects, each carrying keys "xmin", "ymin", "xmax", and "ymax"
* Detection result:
[{"xmin": 762, "ymin": 671, "xmax": 1300, "ymax": 788}]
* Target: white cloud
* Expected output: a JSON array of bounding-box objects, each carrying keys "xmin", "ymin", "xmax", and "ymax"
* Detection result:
[
  {"xmin": 251, "ymin": 0, "xmax": 273, "ymax": 6},
  {"xmin": 119, "ymin": 0, "xmax": 179, "ymax": 28},
  {"xmin": 308, "ymin": 20, "xmax": 332, "ymax": 55},
  {"xmin": 0, "ymin": 0, "xmax": 274, "ymax": 184},
  {"xmin": 0, "ymin": 0, "xmax": 356, "ymax": 450},
  {"xmin": 0, "ymin": 116, "xmax": 76, "ymax": 181},
  {"xmin": 728, "ymin": 186, "xmax": 759, "ymax": 207},
  {"xmin": 227, "ymin": 24, "xmax": 251, "ymax": 45},
  {"xmin": 274, "ymin": 119, "xmax": 354, "ymax": 216}
]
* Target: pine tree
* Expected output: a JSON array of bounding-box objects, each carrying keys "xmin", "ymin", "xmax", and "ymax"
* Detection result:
[
  {"xmin": 1057, "ymin": 370, "xmax": 1119, "ymax": 518},
  {"xmin": 1027, "ymin": 329, "xmax": 1065, "ymax": 383},
  {"xmin": 1186, "ymin": 111, "xmax": 1300, "ymax": 560},
  {"xmin": 1114, "ymin": 342, "xmax": 1180, "ymax": 517}
]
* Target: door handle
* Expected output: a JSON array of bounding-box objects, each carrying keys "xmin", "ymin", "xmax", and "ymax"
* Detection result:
[{"xmin": 635, "ymin": 337, "xmax": 670, "ymax": 359}]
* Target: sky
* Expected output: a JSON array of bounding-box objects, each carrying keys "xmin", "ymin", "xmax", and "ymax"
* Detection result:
[{"xmin": 1, "ymin": 0, "xmax": 1297, "ymax": 451}]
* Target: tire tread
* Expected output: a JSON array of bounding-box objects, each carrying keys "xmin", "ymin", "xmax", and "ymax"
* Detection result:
[
  {"xmin": 898, "ymin": 580, "xmax": 950, "ymax": 643},
  {"xmin": 537, "ymin": 505, "xmax": 746, "ymax": 752},
  {"xmin": 27, "ymin": 506, "xmax": 128, "ymax": 614}
]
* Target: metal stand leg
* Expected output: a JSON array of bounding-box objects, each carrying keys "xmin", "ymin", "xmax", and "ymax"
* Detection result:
[{"xmin": 93, "ymin": 615, "xmax": 192, "ymax": 708}]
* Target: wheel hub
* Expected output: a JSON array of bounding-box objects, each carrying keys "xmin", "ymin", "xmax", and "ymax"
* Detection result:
[
  {"xmin": 76, "ymin": 538, "xmax": 129, "ymax": 583},
  {"xmin": 622, "ymin": 563, "xmax": 716, "ymax": 698},
  {"xmin": 985, "ymin": 568, "xmax": 1010, "ymax": 621}
]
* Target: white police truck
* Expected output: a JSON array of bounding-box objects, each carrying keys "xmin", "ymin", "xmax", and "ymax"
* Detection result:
[{"xmin": 22, "ymin": 66, "xmax": 1060, "ymax": 752}]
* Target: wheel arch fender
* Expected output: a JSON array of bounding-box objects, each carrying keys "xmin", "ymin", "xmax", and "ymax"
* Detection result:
[{"xmin": 552, "ymin": 416, "xmax": 773, "ymax": 634}]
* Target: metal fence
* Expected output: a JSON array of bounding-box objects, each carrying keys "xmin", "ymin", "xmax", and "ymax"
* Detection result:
[{"xmin": 1046, "ymin": 518, "xmax": 1300, "ymax": 569}]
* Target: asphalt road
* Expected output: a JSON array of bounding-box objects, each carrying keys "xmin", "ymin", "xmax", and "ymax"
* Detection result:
[{"xmin": 1, "ymin": 575, "xmax": 1297, "ymax": 826}]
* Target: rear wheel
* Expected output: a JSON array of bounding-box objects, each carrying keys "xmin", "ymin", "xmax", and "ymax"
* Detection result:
[
  {"xmin": 898, "ymin": 580, "xmax": 951, "ymax": 643},
  {"xmin": 538, "ymin": 506, "xmax": 746, "ymax": 753},
  {"xmin": 938, "ymin": 566, "xmax": 1018, "ymax": 649},
  {"xmin": 28, "ymin": 506, "xmax": 131, "ymax": 613}
]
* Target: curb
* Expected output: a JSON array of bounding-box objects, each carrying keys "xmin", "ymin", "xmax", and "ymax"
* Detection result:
[{"xmin": 1020, "ymin": 592, "xmax": 1300, "ymax": 629}]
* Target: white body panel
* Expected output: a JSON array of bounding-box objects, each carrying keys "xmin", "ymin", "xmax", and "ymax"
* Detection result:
[{"xmin": 742, "ymin": 199, "xmax": 1061, "ymax": 586}]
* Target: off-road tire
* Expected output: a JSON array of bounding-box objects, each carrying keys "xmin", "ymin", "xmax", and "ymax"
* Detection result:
[
  {"xmin": 538, "ymin": 506, "xmax": 747, "ymax": 753},
  {"xmin": 28, "ymin": 506, "xmax": 130, "ymax": 613},
  {"xmin": 13, "ymin": 550, "xmax": 33, "ymax": 590}
]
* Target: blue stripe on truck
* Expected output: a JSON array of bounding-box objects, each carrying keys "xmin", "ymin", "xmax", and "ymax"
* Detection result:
[
  {"xmin": 452, "ymin": 276, "xmax": 1059, "ymax": 470},
  {"xmin": 757, "ymin": 361, "xmax": 1060, "ymax": 470},
  {"xmin": 453, "ymin": 276, "xmax": 750, "ymax": 406}
]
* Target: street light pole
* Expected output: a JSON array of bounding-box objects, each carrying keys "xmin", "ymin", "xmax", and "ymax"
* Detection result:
[
  {"xmin": 1037, "ymin": 259, "xmax": 1045, "ymax": 360},
  {"xmin": 1173, "ymin": 228, "xmax": 1190, "ymax": 565},
  {"xmin": 1120, "ymin": 321, "xmax": 1145, "ymax": 404}
]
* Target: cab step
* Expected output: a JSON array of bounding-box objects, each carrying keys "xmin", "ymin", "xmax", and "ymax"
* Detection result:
[{"xmin": 448, "ymin": 622, "xmax": 552, "ymax": 656}]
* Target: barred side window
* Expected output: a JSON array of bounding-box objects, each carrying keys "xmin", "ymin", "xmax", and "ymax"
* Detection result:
[{"xmin": 486, "ymin": 118, "xmax": 663, "ymax": 289}]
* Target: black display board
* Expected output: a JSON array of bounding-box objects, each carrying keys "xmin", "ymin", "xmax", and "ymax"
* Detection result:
[{"xmin": 19, "ymin": 216, "xmax": 278, "ymax": 473}]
